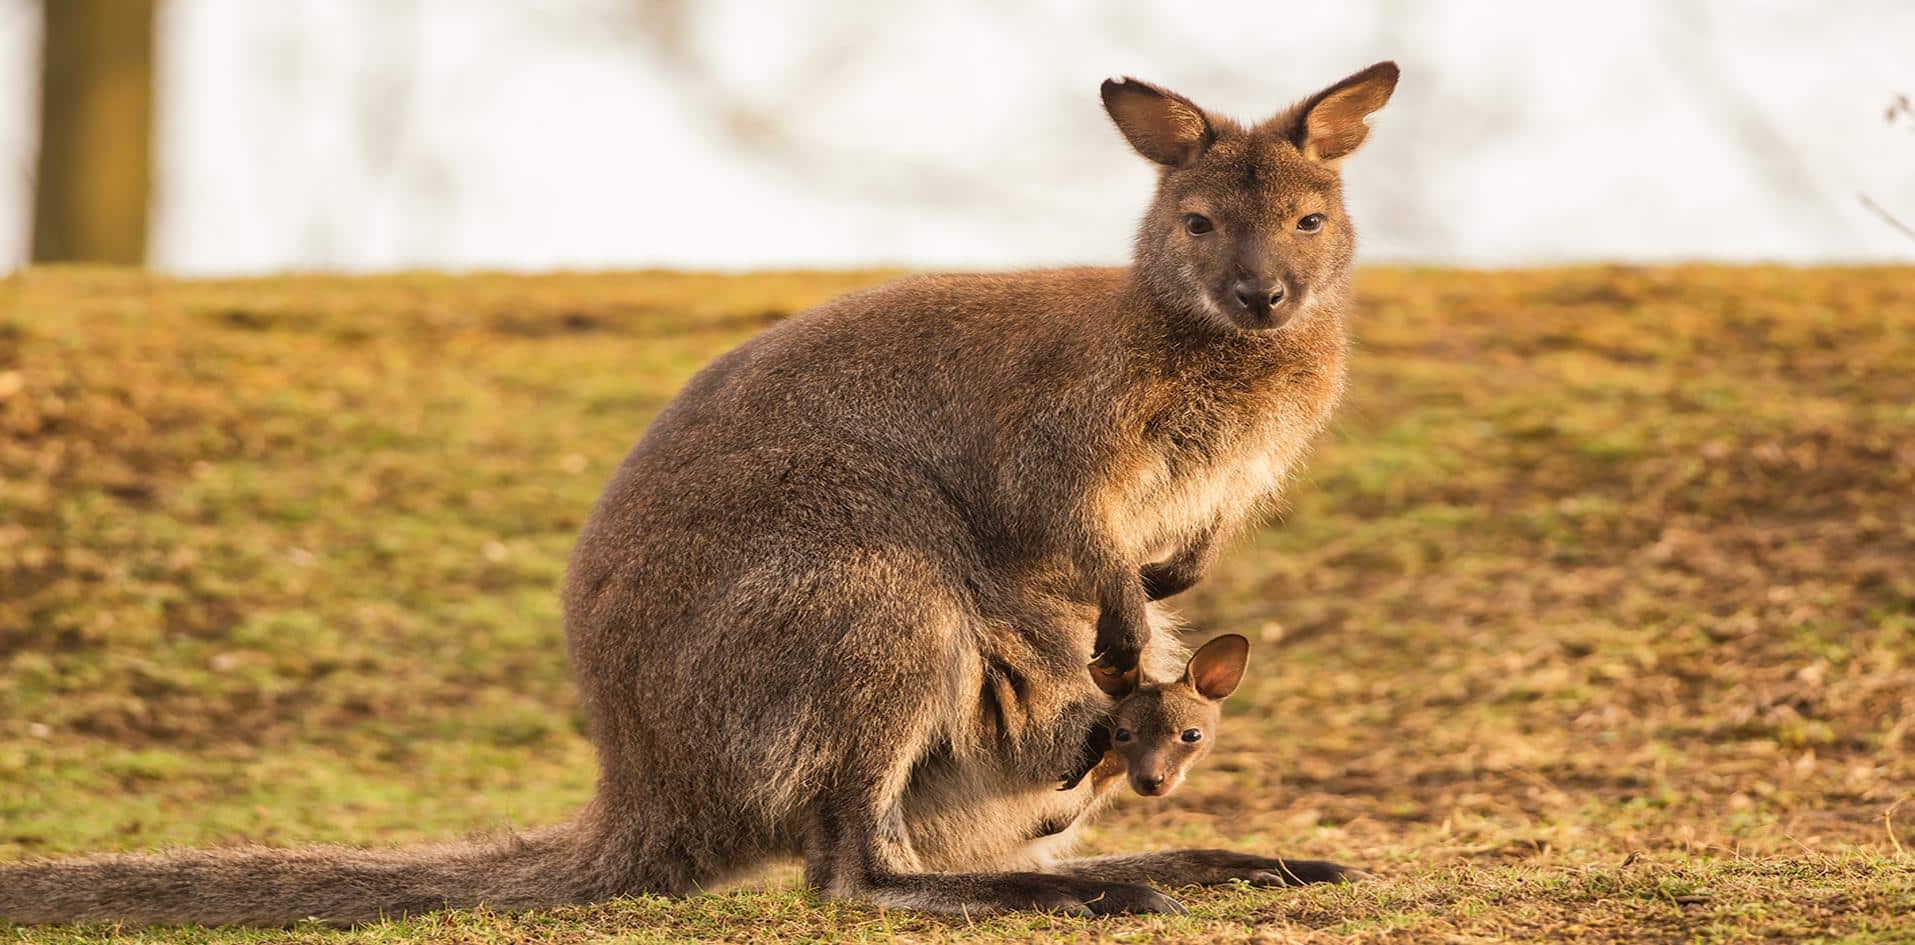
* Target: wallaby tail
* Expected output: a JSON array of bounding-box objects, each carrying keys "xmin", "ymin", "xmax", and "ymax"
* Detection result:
[{"xmin": 0, "ymin": 822, "xmax": 599, "ymax": 928}]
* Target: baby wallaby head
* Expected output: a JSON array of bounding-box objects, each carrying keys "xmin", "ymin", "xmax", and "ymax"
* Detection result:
[{"xmin": 1094, "ymin": 634, "xmax": 1248, "ymax": 797}]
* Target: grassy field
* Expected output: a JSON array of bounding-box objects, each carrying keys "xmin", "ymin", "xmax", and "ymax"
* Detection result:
[{"xmin": 1, "ymin": 265, "xmax": 1911, "ymax": 943}]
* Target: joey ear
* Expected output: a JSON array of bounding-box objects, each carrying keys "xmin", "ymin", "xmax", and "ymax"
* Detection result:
[
  {"xmin": 1293, "ymin": 60, "xmax": 1399, "ymax": 165},
  {"xmin": 1184, "ymin": 634, "xmax": 1249, "ymax": 701},
  {"xmin": 1091, "ymin": 662, "xmax": 1140, "ymax": 699},
  {"xmin": 1101, "ymin": 77, "xmax": 1215, "ymax": 167}
]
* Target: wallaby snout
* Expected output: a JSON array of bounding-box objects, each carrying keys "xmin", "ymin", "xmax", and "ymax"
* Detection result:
[
  {"xmin": 1127, "ymin": 757, "xmax": 1178, "ymax": 797},
  {"xmin": 1230, "ymin": 277, "xmax": 1291, "ymax": 326}
]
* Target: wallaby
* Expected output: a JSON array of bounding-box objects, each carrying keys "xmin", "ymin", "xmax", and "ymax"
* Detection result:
[
  {"xmin": 1060, "ymin": 633, "xmax": 1248, "ymax": 799},
  {"xmin": 0, "ymin": 61, "xmax": 1398, "ymax": 925}
]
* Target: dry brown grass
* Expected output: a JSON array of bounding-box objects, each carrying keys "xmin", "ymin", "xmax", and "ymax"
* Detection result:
[{"xmin": 1, "ymin": 265, "xmax": 1911, "ymax": 943}]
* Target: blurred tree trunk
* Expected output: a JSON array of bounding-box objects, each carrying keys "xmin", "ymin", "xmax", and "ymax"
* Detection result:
[{"xmin": 31, "ymin": 0, "xmax": 155, "ymax": 264}]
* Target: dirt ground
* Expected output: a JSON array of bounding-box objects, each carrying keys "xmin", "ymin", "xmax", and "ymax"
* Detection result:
[{"xmin": 1, "ymin": 266, "xmax": 1910, "ymax": 942}]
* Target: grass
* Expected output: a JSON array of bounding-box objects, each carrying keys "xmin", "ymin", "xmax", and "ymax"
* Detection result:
[{"xmin": 1, "ymin": 264, "xmax": 1911, "ymax": 943}]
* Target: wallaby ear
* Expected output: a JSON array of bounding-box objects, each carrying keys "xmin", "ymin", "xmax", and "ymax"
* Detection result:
[
  {"xmin": 1293, "ymin": 61, "xmax": 1399, "ymax": 165},
  {"xmin": 1184, "ymin": 634, "xmax": 1249, "ymax": 701},
  {"xmin": 1091, "ymin": 662, "xmax": 1140, "ymax": 699},
  {"xmin": 1101, "ymin": 77, "xmax": 1215, "ymax": 167}
]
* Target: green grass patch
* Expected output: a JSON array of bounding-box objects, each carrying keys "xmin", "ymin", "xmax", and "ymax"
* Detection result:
[{"xmin": 3, "ymin": 264, "xmax": 1913, "ymax": 942}]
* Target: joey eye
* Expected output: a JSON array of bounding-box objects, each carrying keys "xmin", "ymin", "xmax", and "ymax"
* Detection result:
[
  {"xmin": 1183, "ymin": 214, "xmax": 1214, "ymax": 236},
  {"xmin": 1297, "ymin": 213, "xmax": 1326, "ymax": 233},
  {"xmin": 1180, "ymin": 729, "xmax": 1203, "ymax": 743},
  {"xmin": 1114, "ymin": 728, "xmax": 1133, "ymax": 743}
]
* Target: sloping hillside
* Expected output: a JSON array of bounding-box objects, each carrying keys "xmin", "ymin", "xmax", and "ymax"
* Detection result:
[{"xmin": 2, "ymin": 266, "xmax": 1910, "ymax": 943}]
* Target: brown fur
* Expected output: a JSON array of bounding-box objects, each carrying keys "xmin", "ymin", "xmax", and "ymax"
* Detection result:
[{"xmin": 0, "ymin": 62, "xmax": 1398, "ymax": 925}]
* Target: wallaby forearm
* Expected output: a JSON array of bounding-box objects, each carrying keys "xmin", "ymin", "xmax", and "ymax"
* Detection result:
[
  {"xmin": 983, "ymin": 410, "xmax": 1157, "ymax": 671},
  {"xmin": 1060, "ymin": 519, "xmax": 1151, "ymax": 669}
]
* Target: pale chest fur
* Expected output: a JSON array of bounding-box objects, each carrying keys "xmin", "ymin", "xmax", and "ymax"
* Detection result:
[{"xmin": 1106, "ymin": 356, "xmax": 1344, "ymax": 561}]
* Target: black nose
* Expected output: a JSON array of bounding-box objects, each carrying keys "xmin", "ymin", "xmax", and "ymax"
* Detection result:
[
  {"xmin": 1231, "ymin": 281, "xmax": 1286, "ymax": 314},
  {"xmin": 1138, "ymin": 774, "xmax": 1164, "ymax": 790}
]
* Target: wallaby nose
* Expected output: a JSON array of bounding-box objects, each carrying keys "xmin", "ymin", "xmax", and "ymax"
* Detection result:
[
  {"xmin": 1231, "ymin": 281, "xmax": 1287, "ymax": 315},
  {"xmin": 1135, "ymin": 773, "xmax": 1166, "ymax": 794}
]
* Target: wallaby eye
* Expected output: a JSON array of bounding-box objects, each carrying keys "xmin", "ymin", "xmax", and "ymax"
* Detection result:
[
  {"xmin": 1180, "ymin": 728, "xmax": 1203, "ymax": 743},
  {"xmin": 1296, "ymin": 213, "xmax": 1326, "ymax": 233},
  {"xmin": 1114, "ymin": 728, "xmax": 1133, "ymax": 743},
  {"xmin": 1183, "ymin": 214, "xmax": 1214, "ymax": 236}
]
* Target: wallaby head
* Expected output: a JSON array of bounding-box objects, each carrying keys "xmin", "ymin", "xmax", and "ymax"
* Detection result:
[
  {"xmin": 1103, "ymin": 62, "xmax": 1398, "ymax": 332},
  {"xmin": 1093, "ymin": 634, "xmax": 1249, "ymax": 797}
]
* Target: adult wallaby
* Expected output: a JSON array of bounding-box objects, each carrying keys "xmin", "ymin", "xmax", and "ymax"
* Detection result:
[{"xmin": 0, "ymin": 61, "xmax": 1398, "ymax": 925}]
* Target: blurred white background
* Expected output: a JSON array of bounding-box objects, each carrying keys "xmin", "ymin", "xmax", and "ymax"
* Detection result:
[{"xmin": 2, "ymin": 0, "xmax": 1912, "ymax": 274}]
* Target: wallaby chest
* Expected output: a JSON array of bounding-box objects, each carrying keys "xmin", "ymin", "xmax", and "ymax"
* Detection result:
[{"xmin": 1111, "ymin": 341, "xmax": 1343, "ymax": 558}]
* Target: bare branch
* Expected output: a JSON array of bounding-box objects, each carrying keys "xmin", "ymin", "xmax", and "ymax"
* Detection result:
[
  {"xmin": 1888, "ymin": 93, "xmax": 1914, "ymax": 130},
  {"xmin": 532, "ymin": 0, "xmax": 1060, "ymax": 216},
  {"xmin": 1859, "ymin": 193, "xmax": 1915, "ymax": 244}
]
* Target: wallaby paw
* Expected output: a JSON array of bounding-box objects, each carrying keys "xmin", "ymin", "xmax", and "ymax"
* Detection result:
[
  {"xmin": 1139, "ymin": 560, "xmax": 1194, "ymax": 600},
  {"xmin": 1091, "ymin": 597, "xmax": 1149, "ymax": 674},
  {"xmin": 1089, "ymin": 642, "xmax": 1143, "ymax": 676}
]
